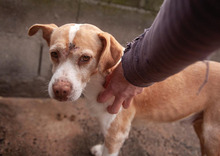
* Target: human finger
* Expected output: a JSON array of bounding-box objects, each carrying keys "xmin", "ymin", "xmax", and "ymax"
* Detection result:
[
  {"xmin": 122, "ymin": 97, "xmax": 133, "ymax": 109},
  {"xmin": 97, "ymin": 89, "xmax": 114, "ymax": 103},
  {"xmin": 107, "ymin": 97, "xmax": 124, "ymax": 114}
]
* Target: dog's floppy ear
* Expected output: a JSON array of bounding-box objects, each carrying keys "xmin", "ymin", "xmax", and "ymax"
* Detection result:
[
  {"xmin": 28, "ymin": 24, "xmax": 58, "ymax": 45},
  {"xmin": 98, "ymin": 32, "xmax": 123, "ymax": 73}
]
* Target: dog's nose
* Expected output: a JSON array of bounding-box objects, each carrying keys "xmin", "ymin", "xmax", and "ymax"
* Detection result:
[{"xmin": 52, "ymin": 79, "xmax": 72, "ymax": 101}]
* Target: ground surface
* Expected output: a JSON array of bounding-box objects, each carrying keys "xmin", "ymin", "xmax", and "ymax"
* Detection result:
[{"xmin": 0, "ymin": 97, "xmax": 201, "ymax": 156}]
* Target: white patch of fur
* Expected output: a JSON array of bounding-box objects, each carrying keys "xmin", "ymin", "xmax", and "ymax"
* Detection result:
[
  {"xmin": 48, "ymin": 59, "xmax": 86, "ymax": 101},
  {"xmin": 69, "ymin": 24, "xmax": 81, "ymax": 44},
  {"xmin": 90, "ymin": 144, "xmax": 119, "ymax": 156},
  {"xmin": 90, "ymin": 144, "xmax": 103, "ymax": 156},
  {"xmin": 83, "ymin": 73, "xmax": 120, "ymax": 136}
]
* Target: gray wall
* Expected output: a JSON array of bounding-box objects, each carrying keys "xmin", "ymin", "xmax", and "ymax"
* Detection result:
[
  {"xmin": 0, "ymin": 0, "xmax": 158, "ymax": 97},
  {"xmin": 0, "ymin": 0, "xmax": 219, "ymax": 97}
]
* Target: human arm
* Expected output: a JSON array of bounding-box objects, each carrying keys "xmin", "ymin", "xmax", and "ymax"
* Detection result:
[
  {"xmin": 98, "ymin": 0, "xmax": 220, "ymax": 114},
  {"xmin": 123, "ymin": 0, "xmax": 220, "ymax": 87}
]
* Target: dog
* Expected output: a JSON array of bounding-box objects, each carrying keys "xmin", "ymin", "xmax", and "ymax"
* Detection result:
[{"xmin": 28, "ymin": 23, "xmax": 220, "ymax": 156}]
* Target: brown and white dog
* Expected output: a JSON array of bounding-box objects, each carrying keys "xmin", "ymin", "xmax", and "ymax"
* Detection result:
[{"xmin": 28, "ymin": 23, "xmax": 220, "ymax": 156}]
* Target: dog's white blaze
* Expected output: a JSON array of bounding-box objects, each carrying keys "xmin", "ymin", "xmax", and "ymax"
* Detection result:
[{"xmin": 69, "ymin": 24, "xmax": 81, "ymax": 44}]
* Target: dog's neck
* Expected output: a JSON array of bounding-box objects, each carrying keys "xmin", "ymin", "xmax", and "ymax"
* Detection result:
[
  {"xmin": 83, "ymin": 73, "xmax": 105, "ymax": 102},
  {"xmin": 83, "ymin": 56, "xmax": 123, "ymax": 103}
]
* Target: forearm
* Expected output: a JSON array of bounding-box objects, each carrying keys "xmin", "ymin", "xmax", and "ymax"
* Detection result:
[{"xmin": 122, "ymin": 0, "xmax": 220, "ymax": 87}]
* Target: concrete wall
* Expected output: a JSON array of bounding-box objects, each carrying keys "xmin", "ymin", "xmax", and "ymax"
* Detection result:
[
  {"xmin": 0, "ymin": 0, "xmax": 157, "ymax": 97},
  {"xmin": 0, "ymin": 0, "xmax": 219, "ymax": 97}
]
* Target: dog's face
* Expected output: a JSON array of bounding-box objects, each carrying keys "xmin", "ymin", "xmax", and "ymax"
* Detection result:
[{"xmin": 28, "ymin": 23, "xmax": 123, "ymax": 101}]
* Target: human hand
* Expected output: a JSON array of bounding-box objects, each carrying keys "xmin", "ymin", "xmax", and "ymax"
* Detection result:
[{"xmin": 97, "ymin": 63, "xmax": 143, "ymax": 114}]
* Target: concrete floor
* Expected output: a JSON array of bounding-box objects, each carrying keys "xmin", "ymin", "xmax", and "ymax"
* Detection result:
[{"xmin": 0, "ymin": 97, "xmax": 201, "ymax": 156}]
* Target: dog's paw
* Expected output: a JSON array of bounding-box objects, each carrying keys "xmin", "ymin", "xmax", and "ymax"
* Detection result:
[{"xmin": 90, "ymin": 144, "xmax": 103, "ymax": 156}]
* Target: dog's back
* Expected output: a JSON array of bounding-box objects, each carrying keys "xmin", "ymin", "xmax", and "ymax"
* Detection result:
[
  {"xmin": 111, "ymin": 61, "xmax": 220, "ymax": 155},
  {"xmin": 130, "ymin": 61, "xmax": 220, "ymax": 155}
]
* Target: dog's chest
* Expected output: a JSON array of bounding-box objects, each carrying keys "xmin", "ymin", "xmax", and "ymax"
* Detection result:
[{"xmin": 83, "ymin": 74, "xmax": 117, "ymax": 136}]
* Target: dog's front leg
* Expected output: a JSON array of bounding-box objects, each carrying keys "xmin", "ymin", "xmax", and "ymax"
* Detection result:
[
  {"xmin": 91, "ymin": 123, "xmax": 130, "ymax": 156},
  {"xmin": 91, "ymin": 110, "xmax": 134, "ymax": 156}
]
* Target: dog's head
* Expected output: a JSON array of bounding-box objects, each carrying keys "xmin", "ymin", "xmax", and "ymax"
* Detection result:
[{"xmin": 28, "ymin": 23, "xmax": 123, "ymax": 101}]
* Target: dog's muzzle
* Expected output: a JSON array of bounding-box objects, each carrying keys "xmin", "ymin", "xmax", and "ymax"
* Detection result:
[{"xmin": 52, "ymin": 78, "xmax": 72, "ymax": 101}]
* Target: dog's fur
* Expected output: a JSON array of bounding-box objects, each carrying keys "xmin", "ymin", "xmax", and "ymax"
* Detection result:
[{"xmin": 28, "ymin": 23, "xmax": 220, "ymax": 156}]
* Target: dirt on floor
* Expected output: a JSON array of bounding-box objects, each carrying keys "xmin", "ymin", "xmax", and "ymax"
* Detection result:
[{"xmin": 0, "ymin": 97, "xmax": 201, "ymax": 156}]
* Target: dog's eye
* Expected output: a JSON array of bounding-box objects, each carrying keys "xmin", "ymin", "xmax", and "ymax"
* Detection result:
[
  {"xmin": 79, "ymin": 55, "xmax": 91, "ymax": 63},
  {"xmin": 51, "ymin": 52, "xmax": 58, "ymax": 59}
]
